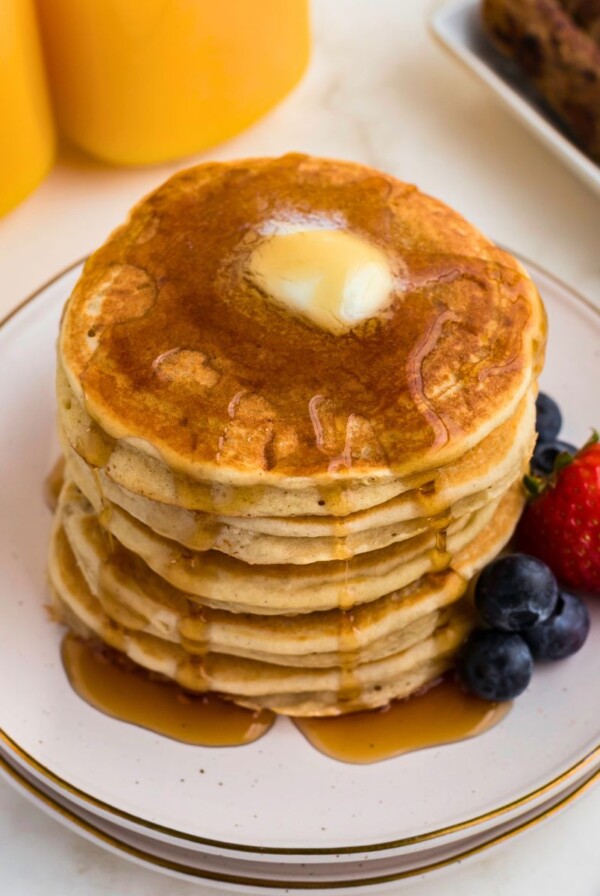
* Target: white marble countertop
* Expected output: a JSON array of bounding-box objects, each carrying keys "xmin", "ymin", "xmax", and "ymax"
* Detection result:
[{"xmin": 1, "ymin": 1, "xmax": 600, "ymax": 893}]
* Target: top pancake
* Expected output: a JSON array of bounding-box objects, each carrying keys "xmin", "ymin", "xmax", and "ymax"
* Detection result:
[{"xmin": 59, "ymin": 154, "xmax": 546, "ymax": 487}]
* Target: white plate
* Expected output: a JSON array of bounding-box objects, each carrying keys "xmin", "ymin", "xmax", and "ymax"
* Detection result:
[
  {"xmin": 430, "ymin": 0, "xmax": 600, "ymax": 197},
  {"xmin": 3, "ymin": 746, "xmax": 600, "ymax": 892},
  {"xmin": 1, "ymin": 258, "xmax": 600, "ymax": 864}
]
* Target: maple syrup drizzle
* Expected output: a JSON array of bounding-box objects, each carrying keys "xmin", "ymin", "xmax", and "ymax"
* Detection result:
[
  {"xmin": 419, "ymin": 480, "xmax": 437, "ymax": 498},
  {"xmin": 77, "ymin": 391, "xmax": 114, "ymax": 469},
  {"xmin": 334, "ymin": 534, "xmax": 362, "ymax": 702},
  {"xmin": 294, "ymin": 678, "xmax": 510, "ymax": 764},
  {"xmin": 415, "ymin": 479, "xmax": 454, "ymax": 574},
  {"xmin": 44, "ymin": 457, "xmax": 66, "ymax": 511},
  {"xmin": 337, "ymin": 608, "xmax": 363, "ymax": 703},
  {"xmin": 91, "ymin": 468, "xmax": 117, "ymax": 558},
  {"xmin": 179, "ymin": 607, "xmax": 211, "ymax": 657},
  {"xmin": 61, "ymin": 634, "xmax": 274, "ymax": 747}
]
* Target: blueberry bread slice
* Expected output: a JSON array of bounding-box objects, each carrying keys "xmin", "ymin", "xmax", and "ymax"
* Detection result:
[{"xmin": 482, "ymin": 0, "xmax": 600, "ymax": 162}]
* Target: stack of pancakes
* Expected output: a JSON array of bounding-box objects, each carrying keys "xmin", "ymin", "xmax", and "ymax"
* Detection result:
[{"xmin": 48, "ymin": 155, "xmax": 546, "ymax": 716}]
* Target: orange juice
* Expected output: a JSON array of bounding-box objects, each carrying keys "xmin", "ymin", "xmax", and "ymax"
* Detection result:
[
  {"xmin": 35, "ymin": 0, "xmax": 310, "ymax": 166},
  {"xmin": 0, "ymin": 0, "xmax": 55, "ymax": 216}
]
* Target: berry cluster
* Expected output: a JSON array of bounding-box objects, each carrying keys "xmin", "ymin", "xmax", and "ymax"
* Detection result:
[
  {"xmin": 459, "ymin": 554, "xmax": 589, "ymax": 701},
  {"xmin": 459, "ymin": 391, "xmax": 597, "ymax": 702}
]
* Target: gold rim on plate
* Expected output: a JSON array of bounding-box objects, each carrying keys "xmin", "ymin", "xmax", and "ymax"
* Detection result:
[
  {"xmin": 2, "ymin": 748, "xmax": 600, "ymax": 889},
  {"xmin": 1, "ymin": 254, "xmax": 599, "ymax": 858}
]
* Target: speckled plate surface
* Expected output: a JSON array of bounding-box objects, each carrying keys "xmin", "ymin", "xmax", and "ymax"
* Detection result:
[
  {"xmin": 1, "ymin": 257, "xmax": 600, "ymax": 866},
  {"xmin": 431, "ymin": 0, "xmax": 600, "ymax": 197},
  {"xmin": 2, "ymin": 743, "xmax": 600, "ymax": 892}
]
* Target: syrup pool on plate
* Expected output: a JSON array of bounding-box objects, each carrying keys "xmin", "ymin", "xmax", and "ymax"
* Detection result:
[
  {"xmin": 294, "ymin": 678, "xmax": 510, "ymax": 764},
  {"xmin": 61, "ymin": 634, "xmax": 275, "ymax": 748},
  {"xmin": 61, "ymin": 634, "xmax": 509, "ymax": 762}
]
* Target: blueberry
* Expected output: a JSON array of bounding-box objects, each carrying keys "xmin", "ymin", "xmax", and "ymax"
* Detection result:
[
  {"xmin": 475, "ymin": 554, "xmax": 559, "ymax": 631},
  {"xmin": 459, "ymin": 630, "xmax": 533, "ymax": 701},
  {"xmin": 523, "ymin": 591, "xmax": 590, "ymax": 660},
  {"xmin": 531, "ymin": 439, "xmax": 576, "ymax": 475},
  {"xmin": 535, "ymin": 392, "xmax": 562, "ymax": 443}
]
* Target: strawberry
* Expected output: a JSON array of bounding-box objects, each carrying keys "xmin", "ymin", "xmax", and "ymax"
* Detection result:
[{"xmin": 516, "ymin": 434, "xmax": 600, "ymax": 595}]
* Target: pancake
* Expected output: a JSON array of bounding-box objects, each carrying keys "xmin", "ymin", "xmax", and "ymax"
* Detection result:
[
  {"xmin": 50, "ymin": 477, "xmax": 522, "ymax": 671},
  {"xmin": 58, "ymin": 155, "xmax": 545, "ymax": 492},
  {"xmin": 59, "ymin": 478, "xmax": 524, "ymax": 614},
  {"xmin": 48, "ymin": 154, "xmax": 545, "ymax": 717},
  {"xmin": 49, "ymin": 516, "xmax": 475, "ymax": 716},
  {"xmin": 52, "ymin": 583, "xmax": 471, "ymax": 716},
  {"xmin": 60, "ymin": 382, "xmax": 535, "ymax": 550},
  {"xmin": 57, "ymin": 363, "xmax": 536, "ymax": 519},
  {"xmin": 51, "ymin": 523, "xmax": 454, "ymax": 669}
]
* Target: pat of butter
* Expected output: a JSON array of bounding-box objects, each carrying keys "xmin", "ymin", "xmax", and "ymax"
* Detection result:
[{"xmin": 248, "ymin": 228, "xmax": 393, "ymax": 332}]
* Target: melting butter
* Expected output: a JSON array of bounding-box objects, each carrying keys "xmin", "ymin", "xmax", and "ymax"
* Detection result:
[{"xmin": 248, "ymin": 228, "xmax": 393, "ymax": 332}]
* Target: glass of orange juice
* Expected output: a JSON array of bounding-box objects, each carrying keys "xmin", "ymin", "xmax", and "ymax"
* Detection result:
[
  {"xmin": 34, "ymin": 0, "xmax": 310, "ymax": 167},
  {"xmin": 0, "ymin": 0, "xmax": 55, "ymax": 217}
]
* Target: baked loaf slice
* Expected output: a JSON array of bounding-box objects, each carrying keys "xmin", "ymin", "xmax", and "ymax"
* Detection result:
[
  {"xmin": 559, "ymin": 1, "xmax": 600, "ymax": 43},
  {"xmin": 482, "ymin": 0, "xmax": 600, "ymax": 162}
]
